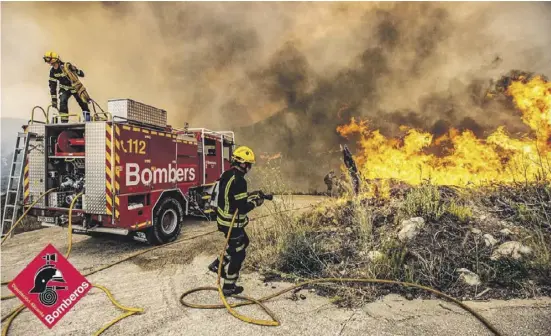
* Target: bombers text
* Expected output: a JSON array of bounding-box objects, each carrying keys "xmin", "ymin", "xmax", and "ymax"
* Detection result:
[
  {"xmin": 126, "ymin": 163, "xmax": 196, "ymax": 186},
  {"xmin": 45, "ymin": 281, "xmax": 89, "ymax": 324}
]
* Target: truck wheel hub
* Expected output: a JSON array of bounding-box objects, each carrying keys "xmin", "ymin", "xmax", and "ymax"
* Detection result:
[{"xmin": 161, "ymin": 209, "xmax": 177, "ymax": 234}]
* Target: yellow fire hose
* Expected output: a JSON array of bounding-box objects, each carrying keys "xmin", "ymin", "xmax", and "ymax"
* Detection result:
[
  {"xmin": 1, "ymin": 199, "xmax": 313, "ymax": 334},
  {"xmin": 2, "ymin": 196, "xmax": 503, "ymax": 336},
  {"xmin": 0, "ymin": 188, "xmax": 227, "ymax": 334},
  {"xmin": 179, "ymin": 209, "xmax": 504, "ymax": 336},
  {"xmin": 1, "ymin": 192, "xmax": 144, "ymax": 336},
  {"xmin": 1, "ymin": 188, "xmax": 56, "ymax": 245},
  {"xmin": 1, "ymin": 227, "xmax": 218, "ymax": 334},
  {"xmin": 62, "ymin": 62, "xmax": 91, "ymax": 104}
]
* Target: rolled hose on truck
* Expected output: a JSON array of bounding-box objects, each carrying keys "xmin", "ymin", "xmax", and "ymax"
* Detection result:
[
  {"xmin": 62, "ymin": 62, "xmax": 91, "ymax": 104},
  {"xmin": 1, "ymin": 193, "xmax": 503, "ymax": 336}
]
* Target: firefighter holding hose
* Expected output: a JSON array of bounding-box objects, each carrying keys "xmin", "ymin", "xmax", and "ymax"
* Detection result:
[
  {"xmin": 207, "ymin": 146, "xmax": 266, "ymax": 296},
  {"xmin": 44, "ymin": 51, "xmax": 91, "ymax": 122}
]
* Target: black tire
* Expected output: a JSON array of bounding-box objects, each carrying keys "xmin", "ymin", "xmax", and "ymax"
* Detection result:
[{"xmin": 146, "ymin": 196, "xmax": 184, "ymax": 245}]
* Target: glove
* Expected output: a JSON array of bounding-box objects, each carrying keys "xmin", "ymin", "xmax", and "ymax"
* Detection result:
[{"xmin": 253, "ymin": 197, "xmax": 264, "ymax": 207}]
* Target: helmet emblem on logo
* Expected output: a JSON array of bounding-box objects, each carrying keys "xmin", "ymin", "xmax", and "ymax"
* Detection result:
[{"xmin": 29, "ymin": 253, "xmax": 67, "ymax": 306}]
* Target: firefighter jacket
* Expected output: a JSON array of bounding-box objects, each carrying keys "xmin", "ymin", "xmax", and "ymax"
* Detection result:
[
  {"xmin": 215, "ymin": 168, "xmax": 256, "ymax": 228},
  {"xmin": 49, "ymin": 62, "xmax": 85, "ymax": 97}
]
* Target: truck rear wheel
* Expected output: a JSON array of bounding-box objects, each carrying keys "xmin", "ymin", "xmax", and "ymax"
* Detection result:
[{"xmin": 147, "ymin": 196, "xmax": 184, "ymax": 245}]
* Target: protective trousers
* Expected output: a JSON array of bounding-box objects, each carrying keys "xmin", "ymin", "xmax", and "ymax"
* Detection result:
[
  {"xmin": 59, "ymin": 89, "xmax": 90, "ymax": 122},
  {"xmin": 216, "ymin": 224, "xmax": 249, "ymax": 288},
  {"xmin": 326, "ymin": 182, "xmax": 333, "ymax": 195}
]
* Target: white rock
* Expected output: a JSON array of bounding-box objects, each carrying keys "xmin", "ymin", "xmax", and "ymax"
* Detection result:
[
  {"xmin": 398, "ymin": 217, "xmax": 425, "ymax": 242},
  {"xmin": 491, "ymin": 241, "xmax": 532, "ymax": 260},
  {"xmin": 500, "ymin": 228, "xmax": 513, "ymax": 236},
  {"xmin": 367, "ymin": 251, "xmax": 385, "ymax": 261},
  {"xmin": 483, "ymin": 234, "xmax": 498, "ymax": 247},
  {"xmin": 471, "ymin": 228, "xmax": 482, "ymax": 235},
  {"xmin": 456, "ymin": 268, "xmax": 481, "ymax": 286}
]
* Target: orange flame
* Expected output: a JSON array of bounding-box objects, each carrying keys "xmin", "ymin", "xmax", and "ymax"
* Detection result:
[{"xmin": 336, "ymin": 76, "xmax": 551, "ymax": 186}]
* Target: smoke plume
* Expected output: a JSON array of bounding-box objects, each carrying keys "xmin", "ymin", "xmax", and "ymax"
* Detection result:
[{"xmin": 2, "ymin": 2, "xmax": 551, "ymax": 190}]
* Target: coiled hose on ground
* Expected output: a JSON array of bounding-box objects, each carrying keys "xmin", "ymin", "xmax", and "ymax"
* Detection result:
[{"xmin": 179, "ymin": 209, "xmax": 503, "ymax": 336}]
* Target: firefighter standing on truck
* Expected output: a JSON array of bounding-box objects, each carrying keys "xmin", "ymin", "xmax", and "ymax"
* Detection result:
[
  {"xmin": 44, "ymin": 51, "xmax": 91, "ymax": 122},
  {"xmin": 207, "ymin": 146, "xmax": 264, "ymax": 296}
]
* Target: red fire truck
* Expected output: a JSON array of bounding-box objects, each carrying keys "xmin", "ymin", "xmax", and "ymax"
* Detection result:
[{"xmin": 18, "ymin": 99, "xmax": 235, "ymax": 244}]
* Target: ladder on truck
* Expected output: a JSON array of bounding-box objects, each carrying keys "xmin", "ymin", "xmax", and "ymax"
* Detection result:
[{"xmin": 1, "ymin": 132, "xmax": 32, "ymax": 237}]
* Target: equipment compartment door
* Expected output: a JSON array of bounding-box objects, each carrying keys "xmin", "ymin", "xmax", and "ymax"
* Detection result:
[
  {"xmin": 84, "ymin": 122, "xmax": 107, "ymax": 213},
  {"xmin": 223, "ymin": 141, "xmax": 232, "ymax": 172},
  {"xmin": 203, "ymin": 137, "xmax": 221, "ymax": 183},
  {"xmin": 176, "ymin": 140, "xmax": 198, "ymax": 193}
]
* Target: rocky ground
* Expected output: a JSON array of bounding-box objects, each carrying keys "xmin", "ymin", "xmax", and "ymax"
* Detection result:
[{"xmin": 1, "ymin": 196, "xmax": 550, "ymax": 336}]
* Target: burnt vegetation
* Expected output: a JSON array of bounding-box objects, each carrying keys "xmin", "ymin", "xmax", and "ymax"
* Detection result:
[{"xmin": 248, "ymin": 174, "xmax": 551, "ymax": 307}]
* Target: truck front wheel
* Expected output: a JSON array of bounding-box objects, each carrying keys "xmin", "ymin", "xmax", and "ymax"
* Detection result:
[{"xmin": 147, "ymin": 196, "xmax": 184, "ymax": 245}]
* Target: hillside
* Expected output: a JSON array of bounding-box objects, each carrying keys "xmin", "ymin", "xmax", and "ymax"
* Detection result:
[{"xmin": 0, "ymin": 118, "xmax": 27, "ymax": 192}]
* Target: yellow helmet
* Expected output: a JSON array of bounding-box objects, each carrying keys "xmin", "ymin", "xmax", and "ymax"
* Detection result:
[
  {"xmin": 43, "ymin": 51, "xmax": 59, "ymax": 63},
  {"xmin": 232, "ymin": 146, "xmax": 255, "ymax": 164}
]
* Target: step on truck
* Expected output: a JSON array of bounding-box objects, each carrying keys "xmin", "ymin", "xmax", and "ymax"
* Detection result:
[{"xmin": 8, "ymin": 99, "xmax": 234, "ymax": 244}]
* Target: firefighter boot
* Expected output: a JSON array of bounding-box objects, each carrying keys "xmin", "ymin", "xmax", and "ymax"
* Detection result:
[
  {"xmin": 208, "ymin": 256, "xmax": 229, "ymax": 278},
  {"xmin": 222, "ymin": 284, "xmax": 244, "ymax": 296}
]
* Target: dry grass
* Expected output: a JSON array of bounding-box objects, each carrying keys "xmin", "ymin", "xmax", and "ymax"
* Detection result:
[
  {"xmin": 0, "ymin": 193, "xmax": 42, "ymax": 235},
  {"xmin": 247, "ymin": 163, "xmax": 551, "ymax": 307},
  {"xmin": 475, "ymin": 181, "xmax": 551, "ymax": 283},
  {"xmin": 13, "ymin": 216, "xmax": 41, "ymax": 234},
  {"xmin": 0, "ymin": 215, "xmax": 41, "ymax": 235}
]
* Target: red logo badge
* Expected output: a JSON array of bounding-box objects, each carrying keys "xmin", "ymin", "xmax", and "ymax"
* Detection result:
[{"xmin": 7, "ymin": 244, "xmax": 91, "ymax": 329}]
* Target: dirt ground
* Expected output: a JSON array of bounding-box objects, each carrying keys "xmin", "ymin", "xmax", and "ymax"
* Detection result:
[{"xmin": 1, "ymin": 195, "xmax": 550, "ymax": 336}]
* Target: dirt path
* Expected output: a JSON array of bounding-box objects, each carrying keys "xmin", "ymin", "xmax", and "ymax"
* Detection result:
[{"xmin": 2, "ymin": 195, "xmax": 550, "ymax": 336}]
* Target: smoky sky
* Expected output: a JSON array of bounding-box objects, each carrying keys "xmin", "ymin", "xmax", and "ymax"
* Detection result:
[{"xmin": 2, "ymin": 2, "xmax": 551, "ymax": 190}]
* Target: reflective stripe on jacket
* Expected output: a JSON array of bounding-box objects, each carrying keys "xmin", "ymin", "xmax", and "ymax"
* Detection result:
[{"xmin": 215, "ymin": 168, "xmax": 256, "ymax": 228}]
